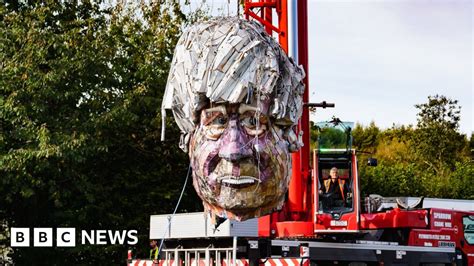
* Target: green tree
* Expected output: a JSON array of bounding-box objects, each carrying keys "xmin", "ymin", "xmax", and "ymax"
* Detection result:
[
  {"xmin": 0, "ymin": 1, "xmax": 201, "ymax": 264},
  {"xmin": 309, "ymin": 122, "xmax": 350, "ymax": 151},
  {"xmin": 375, "ymin": 125, "xmax": 415, "ymax": 164},
  {"xmin": 352, "ymin": 121, "xmax": 380, "ymax": 153},
  {"xmin": 360, "ymin": 161, "xmax": 422, "ymax": 197},
  {"xmin": 318, "ymin": 127, "xmax": 347, "ymax": 149},
  {"xmin": 328, "ymin": 105, "xmax": 472, "ymax": 199},
  {"xmin": 412, "ymin": 95, "xmax": 466, "ymax": 175},
  {"xmin": 469, "ymin": 133, "xmax": 474, "ymax": 159}
]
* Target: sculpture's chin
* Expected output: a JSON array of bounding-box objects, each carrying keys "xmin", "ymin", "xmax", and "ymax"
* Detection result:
[
  {"xmin": 203, "ymin": 194, "xmax": 286, "ymax": 221},
  {"xmin": 194, "ymin": 173, "xmax": 288, "ymax": 221}
]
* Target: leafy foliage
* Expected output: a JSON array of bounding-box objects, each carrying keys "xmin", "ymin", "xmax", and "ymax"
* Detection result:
[
  {"xmin": 0, "ymin": 1, "xmax": 202, "ymax": 264},
  {"xmin": 353, "ymin": 121, "xmax": 380, "ymax": 153},
  {"xmin": 412, "ymin": 95, "xmax": 466, "ymax": 175},
  {"xmin": 360, "ymin": 162, "xmax": 422, "ymax": 197},
  {"xmin": 318, "ymin": 128, "xmax": 348, "ymax": 149},
  {"xmin": 337, "ymin": 95, "xmax": 471, "ymax": 199}
]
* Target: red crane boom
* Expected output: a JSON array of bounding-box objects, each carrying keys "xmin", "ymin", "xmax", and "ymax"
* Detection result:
[{"xmin": 244, "ymin": 0, "xmax": 313, "ymax": 236}]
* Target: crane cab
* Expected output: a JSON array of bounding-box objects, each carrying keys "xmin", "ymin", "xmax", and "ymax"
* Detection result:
[
  {"xmin": 313, "ymin": 148, "xmax": 361, "ymax": 232},
  {"xmin": 312, "ymin": 120, "xmax": 362, "ymax": 233}
]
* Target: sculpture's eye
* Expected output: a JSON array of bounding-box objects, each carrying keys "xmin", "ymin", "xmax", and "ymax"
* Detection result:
[
  {"xmin": 202, "ymin": 112, "xmax": 228, "ymax": 140},
  {"xmin": 248, "ymin": 117, "xmax": 257, "ymax": 126},
  {"xmin": 241, "ymin": 114, "xmax": 267, "ymax": 136},
  {"xmin": 212, "ymin": 116, "xmax": 228, "ymax": 126},
  {"xmin": 241, "ymin": 116, "xmax": 258, "ymax": 128}
]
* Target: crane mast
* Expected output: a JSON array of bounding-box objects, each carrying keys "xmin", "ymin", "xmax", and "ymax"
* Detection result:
[{"xmin": 244, "ymin": 0, "xmax": 312, "ymax": 236}]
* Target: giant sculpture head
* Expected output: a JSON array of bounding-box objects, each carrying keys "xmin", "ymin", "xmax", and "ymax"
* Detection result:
[{"xmin": 162, "ymin": 18, "xmax": 305, "ymax": 221}]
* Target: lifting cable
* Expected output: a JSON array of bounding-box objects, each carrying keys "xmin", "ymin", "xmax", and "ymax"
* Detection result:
[{"xmin": 157, "ymin": 164, "xmax": 192, "ymax": 257}]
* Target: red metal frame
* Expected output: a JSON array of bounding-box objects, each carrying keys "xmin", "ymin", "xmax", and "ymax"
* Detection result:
[
  {"xmin": 289, "ymin": 0, "xmax": 310, "ymax": 222},
  {"xmin": 244, "ymin": 0, "xmax": 288, "ymax": 52},
  {"xmin": 244, "ymin": 0, "xmax": 312, "ymax": 237},
  {"xmin": 360, "ymin": 209, "xmax": 429, "ymax": 229}
]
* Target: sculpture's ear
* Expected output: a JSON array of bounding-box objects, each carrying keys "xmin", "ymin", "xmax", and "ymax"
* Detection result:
[
  {"xmin": 192, "ymin": 93, "xmax": 209, "ymax": 124},
  {"xmin": 179, "ymin": 132, "xmax": 191, "ymax": 153}
]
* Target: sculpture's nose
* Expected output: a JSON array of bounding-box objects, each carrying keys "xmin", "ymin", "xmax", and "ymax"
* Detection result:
[{"xmin": 218, "ymin": 118, "xmax": 253, "ymax": 163}]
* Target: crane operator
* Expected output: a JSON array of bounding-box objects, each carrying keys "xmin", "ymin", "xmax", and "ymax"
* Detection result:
[{"xmin": 319, "ymin": 167, "xmax": 351, "ymax": 208}]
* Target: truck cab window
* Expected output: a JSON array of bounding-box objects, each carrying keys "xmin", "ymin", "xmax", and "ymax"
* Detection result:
[{"xmin": 463, "ymin": 216, "xmax": 474, "ymax": 245}]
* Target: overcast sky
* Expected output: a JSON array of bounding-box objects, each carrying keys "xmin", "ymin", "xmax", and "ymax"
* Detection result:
[
  {"xmin": 186, "ymin": 0, "xmax": 472, "ymax": 134},
  {"xmin": 308, "ymin": 0, "xmax": 472, "ymax": 134}
]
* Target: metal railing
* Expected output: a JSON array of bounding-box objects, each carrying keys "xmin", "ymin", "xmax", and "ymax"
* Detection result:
[{"xmin": 162, "ymin": 246, "xmax": 237, "ymax": 266}]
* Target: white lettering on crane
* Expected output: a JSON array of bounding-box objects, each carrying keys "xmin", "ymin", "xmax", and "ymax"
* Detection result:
[
  {"xmin": 418, "ymin": 234, "xmax": 451, "ymax": 240},
  {"xmin": 434, "ymin": 221, "xmax": 444, "ymax": 227},
  {"xmin": 433, "ymin": 212, "xmax": 451, "ymax": 220},
  {"xmin": 433, "ymin": 221, "xmax": 452, "ymax": 228}
]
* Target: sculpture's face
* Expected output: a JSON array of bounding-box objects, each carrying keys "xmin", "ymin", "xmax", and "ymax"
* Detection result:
[{"xmin": 189, "ymin": 101, "xmax": 291, "ymax": 220}]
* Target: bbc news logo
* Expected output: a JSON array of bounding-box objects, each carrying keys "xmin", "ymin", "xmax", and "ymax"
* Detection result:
[{"xmin": 11, "ymin": 228, "xmax": 138, "ymax": 247}]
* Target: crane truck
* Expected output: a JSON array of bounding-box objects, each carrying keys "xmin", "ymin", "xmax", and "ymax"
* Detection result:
[
  {"xmin": 136, "ymin": 120, "xmax": 473, "ymax": 266},
  {"xmin": 129, "ymin": 1, "xmax": 474, "ymax": 265}
]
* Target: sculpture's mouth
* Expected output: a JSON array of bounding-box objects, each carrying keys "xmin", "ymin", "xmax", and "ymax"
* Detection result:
[{"xmin": 217, "ymin": 175, "xmax": 260, "ymax": 188}]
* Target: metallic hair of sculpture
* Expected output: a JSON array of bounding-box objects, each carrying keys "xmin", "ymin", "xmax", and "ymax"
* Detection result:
[{"xmin": 161, "ymin": 17, "xmax": 305, "ymax": 151}]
